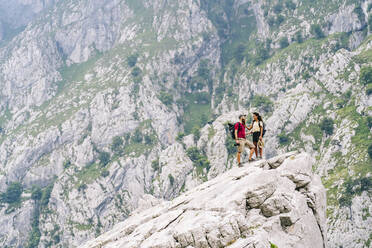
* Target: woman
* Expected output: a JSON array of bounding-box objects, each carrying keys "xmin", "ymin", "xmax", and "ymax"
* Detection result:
[{"xmin": 248, "ymin": 112, "xmax": 264, "ymax": 159}]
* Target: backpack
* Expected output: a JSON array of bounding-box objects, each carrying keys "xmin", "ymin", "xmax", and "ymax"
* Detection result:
[
  {"xmin": 228, "ymin": 122, "xmax": 242, "ymax": 139},
  {"xmin": 253, "ymin": 120, "xmax": 266, "ymax": 137}
]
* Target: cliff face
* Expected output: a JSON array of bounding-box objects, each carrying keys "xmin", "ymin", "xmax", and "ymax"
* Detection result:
[
  {"xmin": 0, "ymin": 0, "xmax": 56, "ymax": 44},
  {"xmin": 0, "ymin": 0, "xmax": 371, "ymax": 248},
  {"xmin": 81, "ymin": 152, "xmax": 327, "ymax": 248}
]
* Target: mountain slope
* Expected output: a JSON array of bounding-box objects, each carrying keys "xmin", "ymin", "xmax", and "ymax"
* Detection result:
[{"xmin": 0, "ymin": 0, "xmax": 371, "ymax": 247}]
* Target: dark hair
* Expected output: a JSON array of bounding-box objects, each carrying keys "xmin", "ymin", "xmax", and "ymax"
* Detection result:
[
  {"xmin": 239, "ymin": 114, "xmax": 246, "ymax": 119},
  {"xmin": 253, "ymin": 112, "xmax": 263, "ymax": 122}
]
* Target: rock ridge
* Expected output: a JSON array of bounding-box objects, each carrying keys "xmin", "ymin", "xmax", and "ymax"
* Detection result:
[{"xmin": 81, "ymin": 152, "xmax": 327, "ymax": 248}]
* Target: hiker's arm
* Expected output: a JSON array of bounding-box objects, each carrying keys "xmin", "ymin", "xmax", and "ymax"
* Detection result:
[
  {"xmin": 247, "ymin": 124, "xmax": 252, "ymax": 130},
  {"xmin": 244, "ymin": 124, "xmax": 252, "ymax": 134}
]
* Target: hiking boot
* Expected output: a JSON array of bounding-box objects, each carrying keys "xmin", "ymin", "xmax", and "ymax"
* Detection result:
[
  {"xmin": 238, "ymin": 163, "xmax": 243, "ymax": 167},
  {"xmin": 248, "ymin": 158, "xmax": 255, "ymax": 162}
]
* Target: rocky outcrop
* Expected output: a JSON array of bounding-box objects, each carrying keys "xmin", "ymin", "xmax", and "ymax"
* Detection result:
[{"xmin": 81, "ymin": 152, "xmax": 327, "ymax": 248}]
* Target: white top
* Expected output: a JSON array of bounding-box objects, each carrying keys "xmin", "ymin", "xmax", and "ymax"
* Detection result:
[{"xmin": 252, "ymin": 121, "xmax": 263, "ymax": 132}]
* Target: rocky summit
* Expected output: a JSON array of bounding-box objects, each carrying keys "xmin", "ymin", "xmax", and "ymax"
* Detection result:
[
  {"xmin": 81, "ymin": 152, "xmax": 326, "ymax": 248},
  {"xmin": 0, "ymin": 0, "xmax": 371, "ymax": 248}
]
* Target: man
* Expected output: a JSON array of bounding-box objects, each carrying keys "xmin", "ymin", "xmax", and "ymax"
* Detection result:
[{"xmin": 235, "ymin": 114, "xmax": 255, "ymax": 167}]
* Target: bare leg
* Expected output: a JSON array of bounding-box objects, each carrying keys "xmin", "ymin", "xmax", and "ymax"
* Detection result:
[
  {"xmin": 249, "ymin": 148, "xmax": 254, "ymax": 161},
  {"xmin": 237, "ymin": 152, "xmax": 241, "ymax": 164},
  {"xmin": 253, "ymin": 141, "xmax": 258, "ymax": 158},
  {"xmin": 259, "ymin": 147, "xmax": 263, "ymax": 157}
]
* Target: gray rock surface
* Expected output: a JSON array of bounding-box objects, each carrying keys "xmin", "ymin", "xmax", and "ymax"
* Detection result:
[{"xmin": 81, "ymin": 152, "xmax": 326, "ymax": 248}]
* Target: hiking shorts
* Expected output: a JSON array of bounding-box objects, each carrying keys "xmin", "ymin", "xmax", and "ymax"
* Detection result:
[
  {"xmin": 237, "ymin": 138, "xmax": 255, "ymax": 153},
  {"xmin": 252, "ymin": 132, "xmax": 261, "ymax": 143}
]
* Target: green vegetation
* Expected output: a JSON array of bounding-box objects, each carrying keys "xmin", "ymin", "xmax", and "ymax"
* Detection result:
[
  {"xmin": 322, "ymin": 104, "xmax": 372, "ymax": 213},
  {"xmin": 368, "ymin": 116, "xmax": 372, "ymax": 129},
  {"xmin": 285, "ymin": 0, "xmax": 296, "ymax": 10},
  {"xmin": 58, "ymin": 53, "xmax": 102, "ymax": 94},
  {"xmin": 40, "ymin": 183, "xmax": 54, "ymax": 208},
  {"xmin": 368, "ymin": 143, "xmax": 372, "ymax": 159},
  {"xmin": 176, "ymin": 132, "xmax": 185, "ymax": 142},
  {"xmin": 151, "ymin": 158, "xmax": 160, "ymax": 171},
  {"xmin": 168, "ymin": 174, "xmax": 175, "ymax": 186},
  {"xmin": 283, "ymin": 104, "xmax": 325, "ymax": 152},
  {"xmin": 335, "ymin": 90, "xmax": 352, "ymax": 108},
  {"xmin": 278, "ymin": 133, "xmax": 291, "ymax": 145},
  {"xmin": 26, "ymin": 181, "xmax": 56, "ymax": 248},
  {"xmin": 69, "ymin": 220, "xmax": 93, "ymax": 231},
  {"xmin": 320, "ymin": 118, "xmax": 334, "ymax": 136},
  {"xmin": 27, "ymin": 207, "xmax": 41, "ymax": 248},
  {"xmin": 101, "ymin": 170, "xmax": 110, "ymax": 178},
  {"xmin": 270, "ymin": 242, "xmax": 279, "ymax": 248},
  {"xmin": 277, "ymin": 15, "xmax": 285, "ymax": 25},
  {"xmin": 74, "ymin": 163, "xmax": 103, "ymax": 189},
  {"xmin": 158, "ymin": 91, "xmax": 173, "ymax": 106},
  {"xmin": 111, "ymin": 136, "xmax": 124, "ymax": 155},
  {"xmin": 200, "ymin": 0, "xmax": 256, "ymax": 66},
  {"xmin": 366, "ymin": 84, "xmax": 372, "ymax": 95},
  {"xmin": 310, "ymin": 24, "xmax": 325, "ymax": 39},
  {"xmin": 98, "ymin": 151, "xmax": 110, "ymax": 166},
  {"xmin": 234, "ymin": 43, "xmax": 246, "ymax": 63},
  {"xmin": 63, "ymin": 160, "xmax": 71, "ymax": 169},
  {"xmin": 179, "ymin": 93, "xmax": 212, "ymax": 135},
  {"xmin": 123, "ymin": 121, "xmax": 157, "ymax": 157},
  {"xmin": 353, "ymin": 47, "xmax": 372, "ymax": 64},
  {"xmin": 208, "ymin": 126, "xmax": 216, "ymax": 140},
  {"xmin": 0, "ymin": 182, "xmax": 23, "ymax": 204},
  {"xmin": 225, "ymin": 135, "xmax": 236, "ymax": 156},
  {"xmin": 353, "ymin": 5, "xmax": 365, "ymax": 24},
  {"xmin": 294, "ymin": 31, "xmax": 303, "ymax": 43},
  {"xmin": 189, "ymin": 60, "xmax": 213, "ymax": 92},
  {"xmin": 251, "ymin": 95, "xmax": 274, "ymax": 113},
  {"xmin": 341, "ymin": 105, "xmax": 372, "ymax": 176},
  {"xmin": 273, "ymin": 3, "xmax": 283, "ymax": 14},
  {"xmin": 144, "ymin": 134, "xmax": 154, "ymax": 145},
  {"xmin": 267, "ymin": 16, "xmax": 276, "ymax": 27},
  {"xmin": 279, "ymin": 37, "xmax": 289, "ymax": 48},
  {"xmin": 131, "ymin": 129, "xmax": 143, "ymax": 143},
  {"xmin": 360, "ymin": 67, "xmax": 372, "ymax": 85},
  {"xmin": 31, "ymin": 186, "xmax": 42, "ymax": 201},
  {"xmin": 192, "ymin": 126, "xmax": 201, "ymax": 142},
  {"xmin": 253, "ymin": 42, "xmax": 270, "ymax": 65},
  {"xmin": 366, "ymin": 233, "xmax": 372, "ymax": 247},
  {"xmin": 338, "ymin": 177, "xmax": 372, "ymax": 208},
  {"xmin": 186, "ymin": 147, "xmax": 211, "ymax": 175},
  {"xmin": 334, "ymin": 32, "xmax": 350, "ymax": 51},
  {"xmin": 127, "ymin": 53, "xmax": 139, "ymax": 67},
  {"xmin": 131, "ymin": 66, "xmax": 142, "ymax": 78}
]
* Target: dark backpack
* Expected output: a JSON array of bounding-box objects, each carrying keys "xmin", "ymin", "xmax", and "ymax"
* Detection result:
[
  {"xmin": 253, "ymin": 120, "xmax": 266, "ymax": 137},
  {"xmin": 228, "ymin": 122, "xmax": 242, "ymax": 139}
]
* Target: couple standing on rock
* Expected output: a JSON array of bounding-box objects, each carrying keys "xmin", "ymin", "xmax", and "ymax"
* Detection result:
[{"xmin": 235, "ymin": 112, "xmax": 265, "ymax": 167}]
